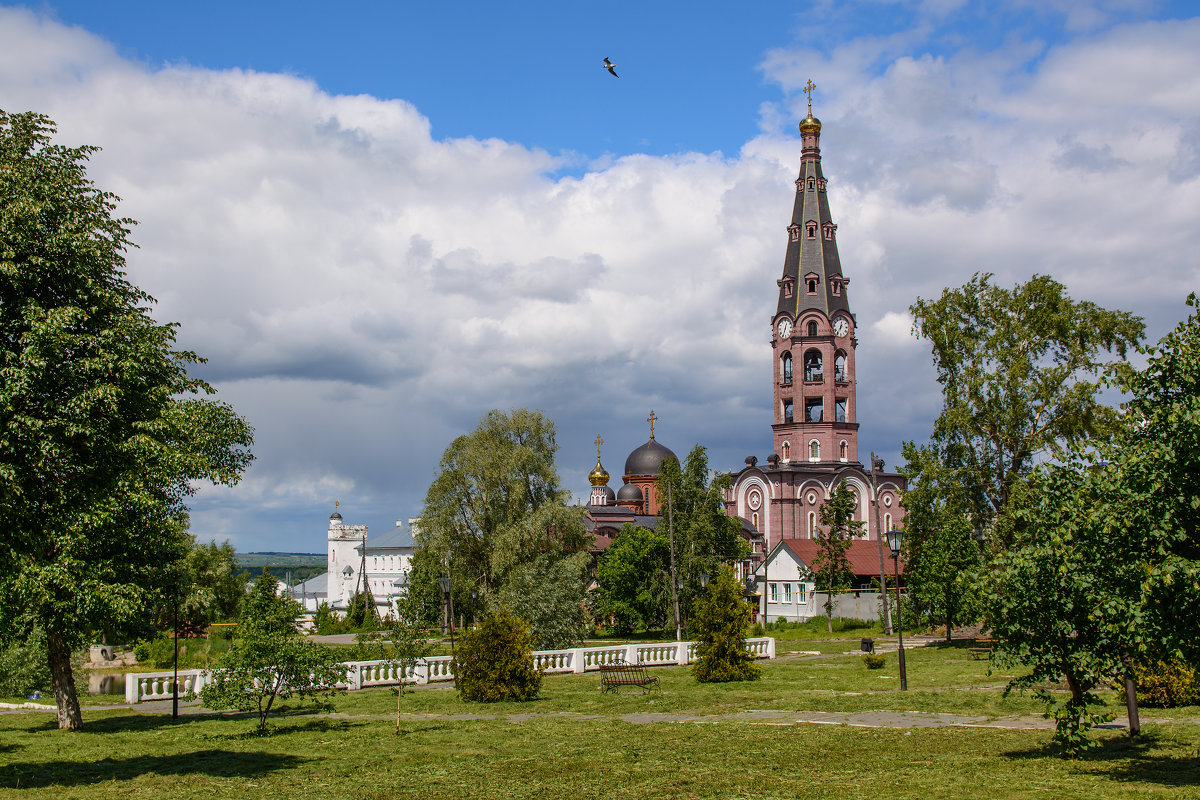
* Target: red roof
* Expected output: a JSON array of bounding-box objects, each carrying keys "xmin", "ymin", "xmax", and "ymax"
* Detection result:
[{"xmin": 777, "ymin": 538, "xmax": 903, "ymax": 577}]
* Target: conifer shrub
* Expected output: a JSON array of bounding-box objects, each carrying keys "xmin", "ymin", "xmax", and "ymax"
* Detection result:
[
  {"xmin": 453, "ymin": 606, "xmax": 543, "ymax": 702},
  {"xmin": 691, "ymin": 567, "xmax": 761, "ymax": 683}
]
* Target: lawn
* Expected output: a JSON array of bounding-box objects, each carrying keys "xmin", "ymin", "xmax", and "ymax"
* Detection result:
[{"xmin": 2, "ymin": 641, "xmax": 1198, "ymax": 799}]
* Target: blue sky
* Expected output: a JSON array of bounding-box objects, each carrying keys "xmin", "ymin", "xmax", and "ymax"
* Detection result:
[{"xmin": 3, "ymin": 1, "xmax": 1199, "ymax": 553}]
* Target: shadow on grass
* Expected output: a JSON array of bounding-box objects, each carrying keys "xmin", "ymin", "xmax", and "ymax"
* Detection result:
[
  {"xmin": 0, "ymin": 750, "xmax": 309, "ymax": 789},
  {"xmin": 1004, "ymin": 730, "xmax": 1200, "ymax": 787}
]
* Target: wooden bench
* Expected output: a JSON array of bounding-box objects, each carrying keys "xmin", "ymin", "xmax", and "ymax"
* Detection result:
[
  {"xmin": 968, "ymin": 637, "xmax": 994, "ymax": 660},
  {"xmin": 599, "ymin": 660, "xmax": 661, "ymax": 694}
]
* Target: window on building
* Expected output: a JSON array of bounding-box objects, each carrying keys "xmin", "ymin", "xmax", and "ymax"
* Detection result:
[
  {"xmin": 808, "ymin": 511, "xmax": 816, "ymax": 537},
  {"xmin": 885, "ymin": 513, "xmax": 892, "ymax": 534},
  {"xmin": 784, "ymin": 279, "xmax": 794, "ymax": 298},
  {"xmin": 806, "ymin": 279, "xmax": 817, "ymax": 294},
  {"xmin": 783, "ymin": 399, "xmax": 794, "ymax": 424},
  {"xmin": 804, "ymin": 350, "xmax": 822, "ymax": 381},
  {"xmin": 752, "ymin": 512, "xmax": 759, "ymax": 531},
  {"xmin": 806, "ymin": 222, "xmax": 817, "ymax": 238},
  {"xmin": 782, "ymin": 352, "xmax": 793, "ymax": 384},
  {"xmin": 769, "ymin": 583, "xmax": 778, "ymax": 602},
  {"xmin": 807, "ymin": 178, "xmax": 815, "ymax": 191},
  {"xmin": 805, "ymin": 399, "xmax": 823, "ymax": 422},
  {"xmin": 839, "ymin": 440, "xmax": 848, "ymax": 462},
  {"xmin": 836, "ymin": 399, "xmax": 847, "ymax": 423},
  {"xmin": 782, "ymin": 441, "xmax": 791, "ymax": 461},
  {"xmin": 825, "ymin": 225, "xmax": 836, "ymax": 242},
  {"xmin": 782, "ymin": 583, "xmax": 792, "ymax": 602},
  {"xmin": 807, "ymin": 320, "xmax": 818, "ymax": 336},
  {"xmin": 834, "ymin": 353, "xmax": 847, "ymax": 381},
  {"xmin": 789, "ymin": 225, "xmax": 800, "ymax": 242},
  {"xmin": 809, "ymin": 440, "xmax": 821, "ymax": 462}
]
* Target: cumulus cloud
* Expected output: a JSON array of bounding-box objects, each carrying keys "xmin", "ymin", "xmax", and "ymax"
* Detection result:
[{"xmin": 2, "ymin": 6, "xmax": 1197, "ymax": 549}]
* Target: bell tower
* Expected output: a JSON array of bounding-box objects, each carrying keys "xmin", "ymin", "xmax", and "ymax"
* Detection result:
[{"xmin": 770, "ymin": 82, "xmax": 859, "ymax": 467}]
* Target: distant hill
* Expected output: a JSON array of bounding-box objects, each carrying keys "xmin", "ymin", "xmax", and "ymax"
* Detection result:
[{"xmin": 236, "ymin": 552, "xmax": 326, "ymax": 568}]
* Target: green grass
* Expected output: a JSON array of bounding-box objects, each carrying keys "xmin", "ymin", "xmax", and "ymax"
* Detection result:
[{"xmin": 3, "ymin": 642, "xmax": 1198, "ymax": 799}]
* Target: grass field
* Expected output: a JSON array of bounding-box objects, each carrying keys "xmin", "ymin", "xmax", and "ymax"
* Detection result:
[{"xmin": 3, "ymin": 640, "xmax": 1198, "ymax": 799}]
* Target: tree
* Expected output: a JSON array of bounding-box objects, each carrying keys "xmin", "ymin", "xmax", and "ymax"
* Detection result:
[
  {"xmin": 151, "ymin": 536, "xmax": 247, "ymax": 634},
  {"xmin": 909, "ymin": 273, "xmax": 1143, "ymax": 545},
  {"xmin": 691, "ymin": 566, "xmax": 760, "ymax": 683},
  {"xmin": 899, "ymin": 440, "xmax": 984, "ymax": 640},
  {"xmin": 0, "ymin": 110, "xmax": 254, "ymax": 730},
  {"xmin": 813, "ymin": 482, "xmax": 859, "ymax": 633},
  {"xmin": 657, "ymin": 446, "xmax": 749, "ymax": 626},
  {"xmin": 593, "ymin": 524, "xmax": 671, "ymax": 634},
  {"xmin": 418, "ymin": 409, "xmax": 592, "ymax": 646},
  {"xmin": 452, "ymin": 605, "xmax": 543, "ymax": 702},
  {"xmin": 356, "ymin": 592, "xmax": 435, "ymax": 734},
  {"xmin": 200, "ymin": 572, "xmax": 346, "ymax": 734}
]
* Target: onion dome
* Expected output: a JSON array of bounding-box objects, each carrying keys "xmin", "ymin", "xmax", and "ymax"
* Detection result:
[
  {"xmin": 330, "ymin": 510, "xmax": 343, "ymax": 521},
  {"xmin": 798, "ymin": 112, "xmax": 821, "ymax": 134},
  {"xmin": 589, "ymin": 459, "xmax": 610, "ymax": 486},
  {"xmin": 616, "ymin": 482, "xmax": 644, "ymax": 502},
  {"xmin": 624, "ymin": 438, "xmax": 677, "ymax": 477}
]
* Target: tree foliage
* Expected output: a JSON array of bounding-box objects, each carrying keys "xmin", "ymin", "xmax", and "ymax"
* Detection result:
[
  {"xmin": 690, "ymin": 567, "xmax": 760, "ymax": 683},
  {"xmin": 452, "ymin": 605, "xmax": 543, "ymax": 702},
  {"xmin": 656, "ymin": 446, "xmax": 749, "ymax": 622},
  {"xmin": 813, "ymin": 482, "xmax": 859, "ymax": 633},
  {"xmin": 151, "ymin": 536, "xmax": 247, "ymax": 634},
  {"xmin": 200, "ymin": 572, "xmax": 346, "ymax": 734},
  {"xmin": 899, "ymin": 440, "xmax": 984, "ymax": 639},
  {"xmin": 593, "ymin": 524, "xmax": 671, "ymax": 635},
  {"xmin": 418, "ymin": 409, "xmax": 591, "ymax": 647},
  {"xmin": 909, "ymin": 273, "xmax": 1143, "ymax": 545},
  {"xmin": 0, "ymin": 110, "xmax": 254, "ymax": 729}
]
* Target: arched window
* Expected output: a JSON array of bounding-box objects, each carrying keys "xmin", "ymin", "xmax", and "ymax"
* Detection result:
[
  {"xmin": 782, "ymin": 441, "xmax": 791, "ymax": 461},
  {"xmin": 806, "ymin": 279, "xmax": 817, "ymax": 294},
  {"xmin": 808, "ymin": 511, "xmax": 816, "ymax": 538},
  {"xmin": 789, "ymin": 224, "xmax": 800, "ymax": 242},
  {"xmin": 807, "ymin": 178, "xmax": 815, "ymax": 191},
  {"xmin": 752, "ymin": 512, "xmax": 760, "ymax": 531},
  {"xmin": 834, "ymin": 353, "xmax": 847, "ymax": 381},
  {"xmin": 782, "ymin": 352, "xmax": 793, "ymax": 384},
  {"xmin": 809, "ymin": 440, "xmax": 820, "ymax": 462},
  {"xmin": 884, "ymin": 513, "xmax": 892, "ymax": 535},
  {"xmin": 807, "ymin": 320, "xmax": 818, "ymax": 336},
  {"xmin": 839, "ymin": 441, "xmax": 848, "ymax": 461},
  {"xmin": 806, "ymin": 222, "xmax": 817, "ymax": 239},
  {"xmin": 804, "ymin": 350, "xmax": 822, "ymax": 381}
]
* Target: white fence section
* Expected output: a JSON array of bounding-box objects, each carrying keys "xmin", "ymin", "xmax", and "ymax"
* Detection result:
[{"xmin": 125, "ymin": 637, "xmax": 775, "ymax": 704}]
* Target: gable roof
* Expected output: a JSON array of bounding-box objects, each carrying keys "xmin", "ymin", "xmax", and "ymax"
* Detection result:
[
  {"xmin": 357, "ymin": 524, "xmax": 415, "ymax": 550},
  {"xmin": 774, "ymin": 538, "xmax": 903, "ymax": 577}
]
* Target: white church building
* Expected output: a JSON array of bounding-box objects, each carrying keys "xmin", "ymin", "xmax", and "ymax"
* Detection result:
[{"xmin": 289, "ymin": 510, "xmax": 416, "ymax": 617}]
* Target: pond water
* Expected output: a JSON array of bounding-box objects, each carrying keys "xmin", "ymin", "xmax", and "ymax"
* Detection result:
[{"xmin": 87, "ymin": 672, "xmax": 126, "ymax": 695}]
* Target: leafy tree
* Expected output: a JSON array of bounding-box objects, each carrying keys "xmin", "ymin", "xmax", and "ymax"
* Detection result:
[
  {"xmin": 344, "ymin": 590, "xmax": 381, "ymax": 631},
  {"xmin": 690, "ymin": 566, "xmax": 760, "ymax": 683},
  {"xmin": 909, "ymin": 273, "xmax": 1143, "ymax": 545},
  {"xmin": 200, "ymin": 571, "xmax": 346, "ymax": 734},
  {"xmin": 418, "ymin": 409, "xmax": 592, "ymax": 646},
  {"xmin": 0, "ymin": 110, "xmax": 254, "ymax": 730},
  {"xmin": 452, "ymin": 605, "xmax": 543, "ymax": 702},
  {"xmin": 899, "ymin": 440, "xmax": 984, "ymax": 640},
  {"xmin": 656, "ymin": 446, "xmax": 749, "ymax": 624},
  {"xmin": 813, "ymin": 482, "xmax": 859, "ymax": 633},
  {"xmin": 151, "ymin": 536, "xmax": 247, "ymax": 634},
  {"xmin": 593, "ymin": 524, "xmax": 671, "ymax": 634}
]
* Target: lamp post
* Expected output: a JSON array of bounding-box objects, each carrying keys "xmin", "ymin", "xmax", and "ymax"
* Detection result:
[
  {"xmin": 437, "ymin": 575, "xmax": 455, "ymax": 655},
  {"xmin": 885, "ymin": 529, "xmax": 908, "ymax": 691},
  {"xmin": 172, "ymin": 587, "xmax": 182, "ymax": 719}
]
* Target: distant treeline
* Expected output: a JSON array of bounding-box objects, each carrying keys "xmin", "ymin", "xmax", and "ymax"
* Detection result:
[
  {"xmin": 237, "ymin": 564, "xmax": 326, "ymax": 585},
  {"xmin": 235, "ymin": 553, "xmax": 326, "ymax": 587}
]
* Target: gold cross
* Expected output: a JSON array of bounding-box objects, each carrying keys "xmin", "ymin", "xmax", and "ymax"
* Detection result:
[
  {"xmin": 803, "ymin": 79, "xmax": 816, "ymax": 114},
  {"xmin": 647, "ymin": 410, "xmax": 657, "ymax": 440},
  {"xmin": 594, "ymin": 434, "xmax": 604, "ymax": 459}
]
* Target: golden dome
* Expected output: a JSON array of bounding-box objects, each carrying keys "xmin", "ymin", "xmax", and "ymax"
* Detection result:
[
  {"xmin": 799, "ymin": 112, "xmax": 821, "ymax": 133},
  {"xmin": 588, "ymin": 459, "xmax": 610, "ymax": 486}
]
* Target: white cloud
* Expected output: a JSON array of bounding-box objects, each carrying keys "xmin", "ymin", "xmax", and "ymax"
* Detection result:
[{"xmin": 2, "ymin": 6, "xmax": 1198, "ymax": 549}]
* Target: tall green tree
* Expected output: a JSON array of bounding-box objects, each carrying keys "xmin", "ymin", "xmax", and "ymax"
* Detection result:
[
  {"xmin": 899, "ymin": 440, "xmax": 984, "ymax": 640},
  {"xmin": 691, "ymin": 566, "xmax": 760, "ymax": 683},
  {"xmin": 593, "ymin": 524, "xmax": 671, "ymax": 634},
  {"xmin": 200, "ymin": 572, "xmax": 346, "ymax": 735},
  {"xmin": 152, "ymin": 536, "xmax": 247, "ymax": 633},
  {"xmin": 813, "ymin": 482, "xmax": 859, "ymax": 633},
  {"xmin": 0, "ymin": 111, "xmax": 254, "ymax": 729},
  {"xmin": 418, "ymin": 409, "xmax": 591, "ymax": 647},
  {"xmin": 909, "ymin": 273, "xmax": 1143, "ymax": 545},
  {"xmin": 657, "ymin": 446, "xmax": 749, "ymax": 623}
]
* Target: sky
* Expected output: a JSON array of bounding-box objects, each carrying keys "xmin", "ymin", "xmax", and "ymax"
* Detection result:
[{"xmin": 2, "ymin": 1, "xmax": 1198, "ymax": 553}]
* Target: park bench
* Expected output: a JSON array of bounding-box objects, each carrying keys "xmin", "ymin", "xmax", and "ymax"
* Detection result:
[
  {"xmin": 599, "ymin": 660, "xmax": 661, "ymax": 694},
  {"xmin": 968, "ymin": 636, "xmax": 994, "ymax": 660}
]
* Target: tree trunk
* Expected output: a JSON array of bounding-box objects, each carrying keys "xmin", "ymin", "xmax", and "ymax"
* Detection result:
[
  {"xmin": 1121, "ymin": 653, "xmax": 1141, "ymax": 737},
  {"xmin": 47, "ymin": 632, "xmax": 82, "ymax": 730}
]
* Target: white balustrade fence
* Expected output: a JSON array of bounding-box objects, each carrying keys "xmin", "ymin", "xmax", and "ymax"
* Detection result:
[{"xmin": 125, "ymin": 637, "xmax": 775, "ymax": 704}]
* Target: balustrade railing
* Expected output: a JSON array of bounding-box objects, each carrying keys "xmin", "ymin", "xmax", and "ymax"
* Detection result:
[{"xmin": 125, "ymin": 637, "xmax": 775, "ymax": 703}]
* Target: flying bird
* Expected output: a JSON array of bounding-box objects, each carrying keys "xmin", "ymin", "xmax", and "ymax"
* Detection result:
[{"xmin": 603, "ymin": 57, "xmax": 618, "ymax": 78}]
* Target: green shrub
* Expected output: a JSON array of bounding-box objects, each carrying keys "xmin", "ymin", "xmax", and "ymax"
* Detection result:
[
  {"xmin": 862, "ymin": 653, "xmax": 886, "ymax": 670},
  {"xmin": 314, "ymin": 602, "xmax": 344, "ymax": 635},
  {"xmin": 1133, "ymin": 659, "xmax": 1200, "ymax": 707},
  {"xmin": 0, "ymin": 629, "xmax": 53, "ymax": 697},
  {"xmin": 453, "ymin": 606, "xmax": 543, "ymax": 702},
  {"xmin": 691, "ymin": 567, "xmax": 761, "ymax": 683}
]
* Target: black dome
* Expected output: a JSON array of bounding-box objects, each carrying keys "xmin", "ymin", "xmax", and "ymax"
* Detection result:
[
  {"xmin": 624, "ymin": 439, "xmax": 677, "ymax": 477},
  {"xmin": 616, "ymin": 483, "xmax": 644, "ymax": 502}
]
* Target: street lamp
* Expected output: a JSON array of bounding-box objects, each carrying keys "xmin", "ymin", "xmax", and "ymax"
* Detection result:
[
  {"xmin": 699, "ymin": 573, "xmax": 710, "ymax": 589},
  {"xmin": 437, "ymin": 575, "xmax": 455, "ymax": 654},
  {"xmin": 885, "ymin": 529, "xmax": 908, "ymax": 691}
]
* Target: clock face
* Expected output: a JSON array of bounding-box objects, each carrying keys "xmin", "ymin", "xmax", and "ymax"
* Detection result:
[
  {"xmin": 833, "ymin": 318, "xmax": 849, "ymax": 337},
  {"xmin": 777, "ymin": 319, "xmax": 793, "ymax": 339}
]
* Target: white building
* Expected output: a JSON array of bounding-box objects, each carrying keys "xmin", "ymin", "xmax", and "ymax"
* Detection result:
[{"xmin": 290, "ymin": 511, "xmax": 416, "ymax": 617}]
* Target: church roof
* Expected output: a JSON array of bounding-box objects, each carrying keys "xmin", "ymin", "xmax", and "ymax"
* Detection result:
[
  {"xmin": 624, "ymin": 438, "xmax": 677, "ymax": 477},
  {"xmin": 776, "ymin": 117, "xmax": 851, "ymax": 322},
  {"xmin": 356, "ymin": 524, "xmax": 415, "ymax": 551}
]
